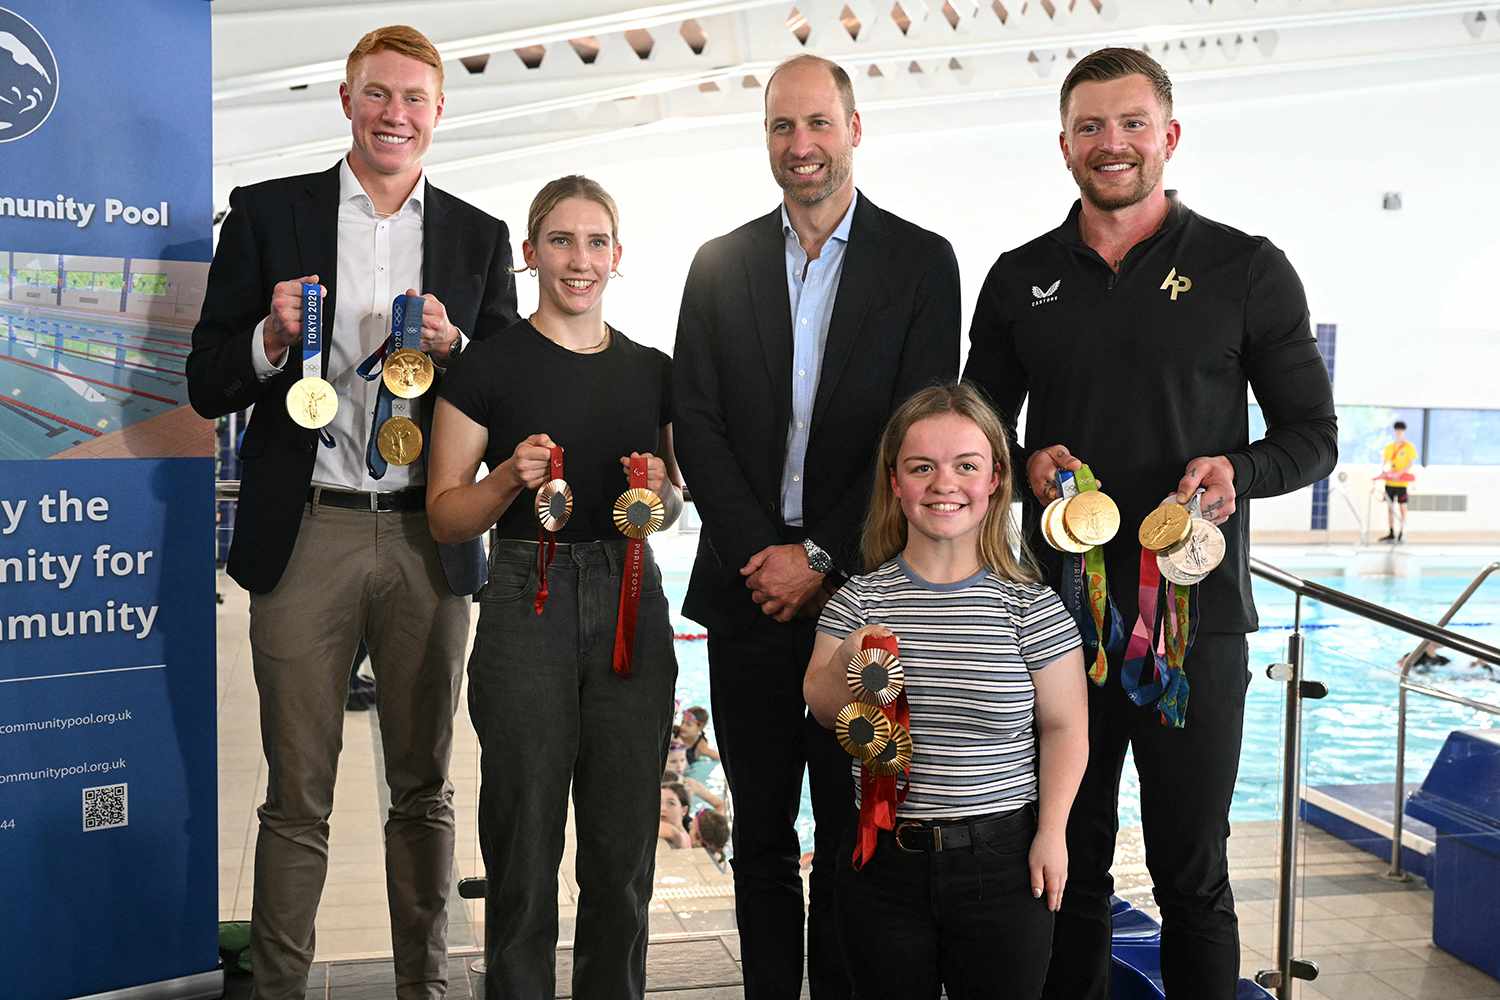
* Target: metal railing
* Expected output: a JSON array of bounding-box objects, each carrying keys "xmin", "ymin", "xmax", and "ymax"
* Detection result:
[
  {"xmin": 1248, "ymin": 557, "xmax": 1500, "ymax": 998},
  {"xmin": 1389, "ymin": 561, "xmax": 1500, "ymax": 878}
]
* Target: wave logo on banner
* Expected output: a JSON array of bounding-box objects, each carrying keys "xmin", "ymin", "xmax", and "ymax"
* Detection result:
[{"xmin": 0, "ymin": 5, "xmax": 59, "ymax": 143}]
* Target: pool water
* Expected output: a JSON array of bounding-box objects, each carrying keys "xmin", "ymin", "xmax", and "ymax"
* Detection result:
[{"xmin": 657, "ymin": 532, "xmax": 1500, "ymax": 851}]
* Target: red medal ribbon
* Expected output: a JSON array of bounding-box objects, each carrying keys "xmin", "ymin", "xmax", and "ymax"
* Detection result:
[
  {"xmin": 534, "ymin": 446, "xmax": 565, "ymax": 615},
  {"xmin": 611, "ymin": 455, "xmax": 649, "ymax": 677},
  {"xmin": 852, "ymin": 633, "xmax": 910, "ymax": 870}
]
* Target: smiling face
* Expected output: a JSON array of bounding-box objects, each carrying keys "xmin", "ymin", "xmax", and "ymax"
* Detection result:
[
  {"xmin": 891, "ymin": 413, "xmax": 1001, "ymax": 547},
  {"xmin": 765, "ymin": 60, "xmax": 860, "ymax": 207},
  {"xmin": 1060, "ymin": 73, "xmax": 1179, "ymax": 213},
  {"xmin": 340, "ymin": 48, "xmax": 443, "ymax": 182},
  {"xmin": 522, "ymin": 197, "xmax": 622, "ymax": 319}
]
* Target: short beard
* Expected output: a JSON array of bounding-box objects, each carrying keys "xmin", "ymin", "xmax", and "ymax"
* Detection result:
[
  {"xmin": 1071, "ymin": 157, "xmax": 1160, "ymax": 212},
  {"xmin": 774, "ymin": 146, "xmax": 854, "ymax": 206}
]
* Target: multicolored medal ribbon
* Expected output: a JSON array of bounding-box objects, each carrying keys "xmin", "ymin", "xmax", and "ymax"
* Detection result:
[
  {"xmin": 533, "ymin": 446, "xmax": 571, "ymax": 615},
  {"xmin": 285, "ymin": 282, "xmax": 338, "ymax": 430},
  {"xmin": 1042, "ymin": 466, "xmax": 1124, "ymax": 686},
  {"xmin": 1129, "ymin": 493, "xmax": 1220, "ymax": 727},
  {"xmin": 611, "ymin": 455, "xmax": 664, "ymax": 677},
  {"xmin": 833, "ymin": 633, "xmax": 912, "ymax": 869}
]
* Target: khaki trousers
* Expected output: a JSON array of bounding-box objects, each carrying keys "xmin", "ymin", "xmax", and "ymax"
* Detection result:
[{"xmin": 246, "ymin": 503, "xmax": 469, "ymax": 1000}]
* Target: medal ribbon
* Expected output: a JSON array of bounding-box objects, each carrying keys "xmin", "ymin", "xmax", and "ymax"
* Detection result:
[
  {"xmin": 1072, "ymin": 465, "xmax": 1124, "ymax": 685},
  {"xmin": 611, "ymin": 455, "xmax": 650, "ymax": 677},
  {"xmin": 299, "ymin": 282, "xmax": 323, "ymax": 382},
  {"xmin": 1122, "ymin": 548, "xmax": 1169, "ymax": 707},
  {"xmin": 534, "ymin": 446, "xmax": 565, "ymax": 616},
  {"xmin": 852, "ymin": 633, "xmax": 910, "ymax": 870},
  {"xmin": 1156, "ymin": 580, "xmax": 1197, "ymax": 728},
  {"xmin": 364, "ymin": 295, "xmax": 423, "ymax": 478}
]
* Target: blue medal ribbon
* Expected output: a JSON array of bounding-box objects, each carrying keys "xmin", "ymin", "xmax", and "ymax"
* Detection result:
[{"xmin": 364, "ymin": 294, "xmax": 425, "ymax": 479}]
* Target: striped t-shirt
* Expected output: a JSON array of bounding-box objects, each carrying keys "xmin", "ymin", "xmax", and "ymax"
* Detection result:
[{"xmin": 817, "ymin": 557, "xmax": 1082, "ymax": 820}]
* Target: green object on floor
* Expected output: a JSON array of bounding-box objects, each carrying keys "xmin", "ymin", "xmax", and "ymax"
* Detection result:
[{"xmin": 218, "ymin": 921, "xmax": 253, "ymax": 975}]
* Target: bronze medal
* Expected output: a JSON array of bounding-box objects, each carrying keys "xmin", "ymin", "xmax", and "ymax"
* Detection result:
[
  {"xmin": 377, "ymin": 415, "xmax": 423, "ymax": 466},
  {"xmin": 866, "ymin": 722, "xmax": 913, "ymax": 777},
  {"xmin": 835, "ymin": 702, "xmax": 892, "ymax": 762},
  {"xmin": 846, "ymin": 646, "xmax": 904, "ymax": 706},
  {"xmin": 613, "ymin": 487, "xmax": 665, "ymax": 540},
  {"xmin": 286, "ymin": 376, "xmax": 338, "ymax": 430},
  {"xmin": 535, "ymin": 479, "xmax": 574, "ymax": 533},
  {"xmin": 382, "ymin": 347, "xmax": 435, "ymax": 399}
]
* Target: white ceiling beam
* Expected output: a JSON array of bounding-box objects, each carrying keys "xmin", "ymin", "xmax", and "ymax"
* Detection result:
[{"xmin": 213, "ymin": 0, "xmax": 784, "ymax": 100}]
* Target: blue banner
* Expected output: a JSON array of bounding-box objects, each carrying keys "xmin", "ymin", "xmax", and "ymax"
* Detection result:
[{"xmin": 0, "ymin": 2, "xmax": 219, "ymax": 997}]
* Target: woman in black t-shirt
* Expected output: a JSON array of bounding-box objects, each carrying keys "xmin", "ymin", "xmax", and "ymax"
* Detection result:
[{"xmin": 427, "ymin": 176, "xmax": 683, "ymax": 1000}]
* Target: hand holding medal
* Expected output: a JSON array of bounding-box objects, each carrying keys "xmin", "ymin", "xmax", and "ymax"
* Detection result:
[
  {"xmin": 1038, "ymin": 465, "xmax": 1124, "ymax": 687},
  {"xmin": 376, "ymin": 294, "xmax": 434, "ymax": 467},
  {"xmin": 286, "ymin": 282, "xmax": 338, "ymax": 430}
]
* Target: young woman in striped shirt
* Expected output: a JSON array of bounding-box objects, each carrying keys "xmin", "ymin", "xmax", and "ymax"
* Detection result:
[{"xmin": 804, "ymin": 382, "xmax": 1089, "ymax": 999}]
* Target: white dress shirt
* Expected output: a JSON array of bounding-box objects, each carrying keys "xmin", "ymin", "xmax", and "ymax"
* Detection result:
[{"xmin": 252, "ymin": 157, "xmax": 426, "ymax": 491}]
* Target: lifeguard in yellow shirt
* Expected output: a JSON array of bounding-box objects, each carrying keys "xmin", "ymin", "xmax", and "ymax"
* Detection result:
[{"xmin": 1376, "ymin": 419, "xmax": 1417, "ymax": 542}]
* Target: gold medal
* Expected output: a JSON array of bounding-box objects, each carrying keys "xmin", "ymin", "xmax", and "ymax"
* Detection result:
[
  {"xmin": 382, "ymin": 348, "xmax": 434, "ymax": 399},
  {"xmin": 613, "ymin": 487, "xmax": 664, "ymax": 540},
  {"xmin": 1042, "ymin": 497, "xmax": 1090, "ymax": 554},
  {"xmin": 1062, "ymin": 490, "xmax": 1120, "ymax": 547},
  {"xmin": 866, "ymin": 722, "xmax": 913, "ymax": 777},
  {"xmin": 285, "ymin": 376, "xmax": 338, "ymax": 430},
  {"xmin": 847, "ymin": 646, "xmax": 904, "ymax": 706},
  {"xmin": 835, "ymin": 702, "xmax": 891, "ymax": 762},
  {"xmin": 1138, "ymin": 502, "xmax": 1191, "ymax": 551},
  {"xmin": 377, "ymin": 415, "xmax": 423, "ymax": 466},
  {"xmin": 535, "ymin": 479, "xmax": 573, "ymax": 533}
]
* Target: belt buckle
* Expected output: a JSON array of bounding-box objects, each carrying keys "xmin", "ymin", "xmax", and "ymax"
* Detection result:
[
  {"xmin": 368, "ymin": 490, "xmax": 379, "ymax": 513},
  {"xmin": 894, "ymin": 820, "xmax": 924, "ymax": 854}
]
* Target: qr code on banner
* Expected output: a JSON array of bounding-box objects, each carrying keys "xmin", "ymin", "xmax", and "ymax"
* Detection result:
[{"xmin": 82, "ymin": 783, "xmax": 128, "ymax": 832}]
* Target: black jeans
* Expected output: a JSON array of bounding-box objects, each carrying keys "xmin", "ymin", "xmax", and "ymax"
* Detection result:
[
  {"xmin": 469, "ymin": 540, "xmax": 678, "ymax": 1000},
  {"xmin": 708, "ymin": 621, "xmax": 855, "ymax": 999},
  {"xmin": 836, "ymin": 804, "xmax": 1053, "ymax": 999},
  {"xmin": 1043, "ymin": 633, "xmax": 1251, "ymax": 1000}
]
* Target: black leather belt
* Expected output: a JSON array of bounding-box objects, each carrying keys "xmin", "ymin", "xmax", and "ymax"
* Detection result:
[
  {"xmin": 308, "ymin": 486, "xmax": 425, "ymax": 512},
  {"xmin": 891, "ymin": 806, "xmax": 1033, "ymax": 854}
]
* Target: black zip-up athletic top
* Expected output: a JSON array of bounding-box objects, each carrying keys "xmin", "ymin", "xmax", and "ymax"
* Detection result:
[{"xmin": 963, "ymin": 194, "xmax": 1337, "ymax": 632}]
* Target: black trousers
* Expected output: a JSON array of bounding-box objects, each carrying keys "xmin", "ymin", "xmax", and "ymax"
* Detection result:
[
  {"xmin": 708, "ymin": 620, "xmax": 855, "ymax": 999},
  {"xmin": 1043, "ymin": 633, "xmax": 1251, "ymax": 1000},
  {"xmin": 836, "ymin": 805, "xmax": 1054, "ymax": 999},
  {"xmin": 469, "ymin": 541, "xmax": 678, "ymax": 1000}
]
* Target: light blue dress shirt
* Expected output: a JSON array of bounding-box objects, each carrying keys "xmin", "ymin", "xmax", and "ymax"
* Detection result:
[{"xmin": 780, "ymin": 191, "xmax": 857, "ymax": 527}]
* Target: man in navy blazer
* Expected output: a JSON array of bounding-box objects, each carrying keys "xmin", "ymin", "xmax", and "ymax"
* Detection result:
[
  {"xmin": 673, "ymin": 55, "xmax": 960, "ymax": 999},
  {"xmin": 187, "ymin": 25, "xmax": 515, "ymax": 1000}
]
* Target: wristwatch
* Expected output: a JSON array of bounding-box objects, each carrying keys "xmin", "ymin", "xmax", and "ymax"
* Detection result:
[{"xmin": 802, "ymin": 538, "xmax": 834, "ymax": 574}]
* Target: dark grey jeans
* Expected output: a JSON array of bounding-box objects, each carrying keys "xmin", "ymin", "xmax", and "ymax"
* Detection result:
[{"xmin": 468, "ymin": 539, "xmax": 678, "ymax": 1000}]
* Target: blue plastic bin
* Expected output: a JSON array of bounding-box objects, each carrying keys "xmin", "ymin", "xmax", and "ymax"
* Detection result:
[{"xmin": 1404, "ymin": 729, "xmax": 1500, "ymax": 980}]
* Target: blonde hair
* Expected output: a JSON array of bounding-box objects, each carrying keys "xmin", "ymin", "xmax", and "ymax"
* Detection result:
[
  {"xmin": 346, "ymin": 25, "xmax": 444, "ymax": 92},
  {"xmin": 523, "ymin": 175, "xmax": 620, "ymax": 248},
  {"xmin": 862, "ymin": 382, "xmax": 1036, "ymax": 582}
]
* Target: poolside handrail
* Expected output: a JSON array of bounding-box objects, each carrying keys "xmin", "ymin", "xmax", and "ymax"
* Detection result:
[
  {"xmin": 1389, "ymin": 561, "xmax": 1500, "ymax": 878},
  {"xmin": 1247, "ymin": 556, "xmax": 1500, "ymax": 998}
]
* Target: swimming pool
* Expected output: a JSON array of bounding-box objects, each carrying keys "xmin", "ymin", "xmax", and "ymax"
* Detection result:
[
  {"xmin": 657, "ymin": 534, "xmax": 1500, "ymax": 851},
  {"xmin": 0, "ymin": 307, "xmax": 192, "ymax": 459}
]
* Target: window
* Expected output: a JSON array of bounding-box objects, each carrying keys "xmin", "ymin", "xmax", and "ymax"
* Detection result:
[
  {"xmin": 1426, "ymin": 410, "xmax": 1500, "ymax": 466},
  {"xmin": 131, "ymin": 273, "xmax": 168, "ymax": 296}
]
